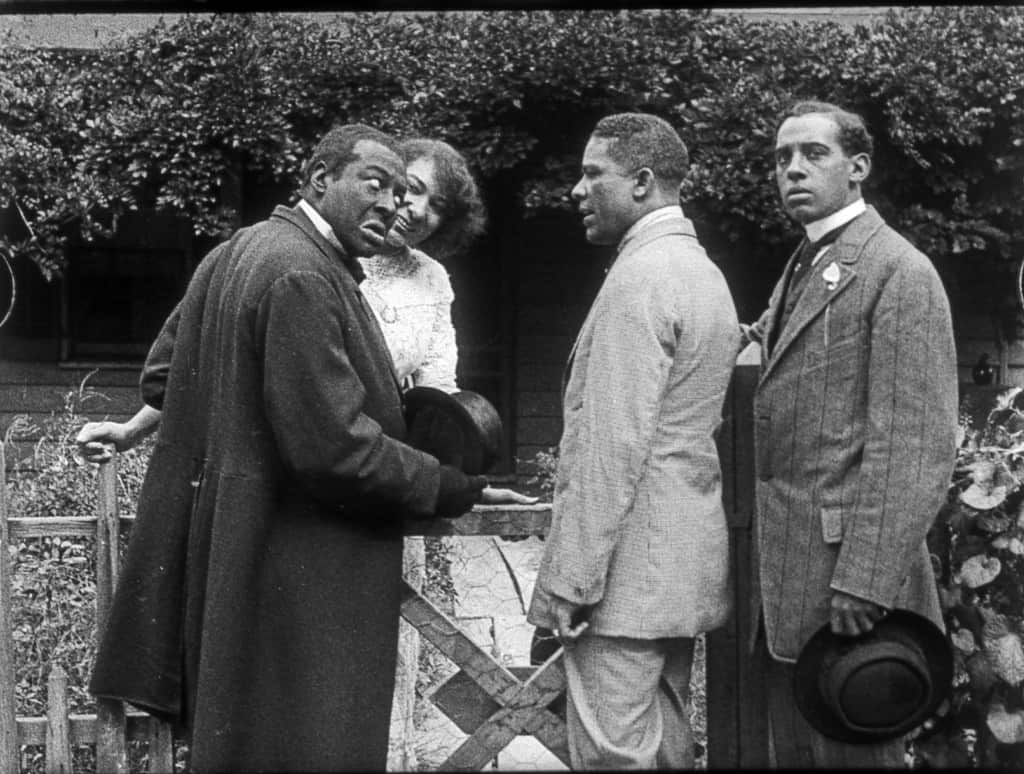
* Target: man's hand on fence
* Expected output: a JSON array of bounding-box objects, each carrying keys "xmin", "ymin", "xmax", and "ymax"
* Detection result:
[{"xmin": 480, "ymin": 487, "xmax": 539, "ymax": 505}]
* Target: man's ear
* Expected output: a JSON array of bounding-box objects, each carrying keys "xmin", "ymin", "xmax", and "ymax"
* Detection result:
[
  {"xmin": 307, "ymin": 161, "xmax": 330, "ymax": 195},
  {"xmin": 849, "ymin": 152, "xmax": 871, "ymax": 185},
  {"xmin": 633, "ymin": 167, "xmax": 655, "ymax": 200}
]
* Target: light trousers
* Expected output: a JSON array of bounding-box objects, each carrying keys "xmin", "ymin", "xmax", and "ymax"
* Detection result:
[{"xmin": 562, "ymin": 634, "xmax": 695, "ymax": 770}]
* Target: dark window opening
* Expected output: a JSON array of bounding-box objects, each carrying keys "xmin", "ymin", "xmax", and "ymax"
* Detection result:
[{"xmin": 63, "ymin": 245, "xmax": 188, "ymax": 362}]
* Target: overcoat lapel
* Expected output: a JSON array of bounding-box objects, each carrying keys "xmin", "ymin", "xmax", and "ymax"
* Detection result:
[
  {"xmin": 273, "ymin": 205, "xmax": 404, "ymax": 395},
  {"xmin": 759, "ymin": 207, "xmax": 885, "ymax": 385}
]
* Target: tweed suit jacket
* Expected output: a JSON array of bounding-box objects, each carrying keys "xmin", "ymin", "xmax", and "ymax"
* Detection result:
[
  {"xmin": 751, "ymin": 205, "xmax": 957, "ymax": 662},
  {"xmin": 527, "ymin": 211, "xmax": 740, "ymax": 638}
]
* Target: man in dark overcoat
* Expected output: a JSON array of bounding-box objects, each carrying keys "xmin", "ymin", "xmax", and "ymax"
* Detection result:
[
  {"xmin": 744, "ymin": 101, "xmax": 957, "ymax": 767},
  {"xmin": 88, "ymin": 124, "xmax": 486, "ymax": 772}
]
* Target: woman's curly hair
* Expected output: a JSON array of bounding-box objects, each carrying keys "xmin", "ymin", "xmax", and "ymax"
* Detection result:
[{"xmin": 399, "ymin": 138, "xmax": 487, "ymax": 261}]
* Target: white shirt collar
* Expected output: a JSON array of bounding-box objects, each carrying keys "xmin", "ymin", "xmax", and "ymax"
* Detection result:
[
  {"xmin": 297, "ymin": 199, "xmax": 345, "ymax": 252},
  {"xmin": 618, "ymin": 205, "xmax": 683, "ymax": 252},
  {"xmin": 804, "ymin": 198, "xmax": 866, "ymax": 244}
]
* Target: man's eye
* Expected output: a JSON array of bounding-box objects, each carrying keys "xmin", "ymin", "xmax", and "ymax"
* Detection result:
[{"xmin": 367, "ymin": 178, "xmax": 383, "ymax": 192}]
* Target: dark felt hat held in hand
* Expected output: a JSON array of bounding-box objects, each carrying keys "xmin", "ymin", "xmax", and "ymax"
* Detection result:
[
  {"xmin": 793, "ymin": 609, "xmax": 953, "ymax": 744},
  {"xmin": 404, "ymin": 387, "xmax": 502, "ymax": 476}
]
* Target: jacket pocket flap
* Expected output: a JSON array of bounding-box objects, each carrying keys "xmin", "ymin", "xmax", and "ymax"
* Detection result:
[{"xmin": 820, "ymin": 506, "xmax": 843, "ymax": 544}]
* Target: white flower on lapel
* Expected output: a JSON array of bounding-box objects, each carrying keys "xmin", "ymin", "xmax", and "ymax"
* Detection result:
[{"xmin": 822, "ymin": 261, "xmax": 841, "ymax": 291}]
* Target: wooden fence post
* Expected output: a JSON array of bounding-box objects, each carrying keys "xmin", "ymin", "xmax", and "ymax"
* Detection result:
[
  {"xmin": 146, "ymin": 717, "xmax": 174, "ymax": 774},
  {"xmin": 0, "ymin": 443, "xmax": 19, "ymax": 774},
  {"xmin": 707, "ymin": 363, "xmax": 770, "ymax": 768},
  {"xmin": 94, "ymin": 458, "xmax": 127, "ymax": 774},
  {"xmin": 45, "ymin": 665, "xmax": 71, "ymax": 774}
]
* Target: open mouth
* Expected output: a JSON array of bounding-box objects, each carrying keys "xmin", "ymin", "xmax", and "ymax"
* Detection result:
[{"xmin": 361, "ymin": 222, "xmax": 387, "ymax": 243}]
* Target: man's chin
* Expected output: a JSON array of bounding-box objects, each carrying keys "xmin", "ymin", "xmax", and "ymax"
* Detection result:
[
  {"xmin": 382, "ymin": 229, "xmax": 408, "ymax": 251},
  {"xmin": 584, "ymin": 228, "xmax": 615, "ymax": 246},
  {"xmin": 784, "ymin": 203, "xmax": 819, "ymax": 224}
]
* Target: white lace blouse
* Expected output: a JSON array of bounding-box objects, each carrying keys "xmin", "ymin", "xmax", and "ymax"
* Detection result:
[{"xmin": 358, "ymin": 248, "xmax": 459, "ymax": 393}]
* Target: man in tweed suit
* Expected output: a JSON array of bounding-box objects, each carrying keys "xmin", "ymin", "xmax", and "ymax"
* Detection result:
[
  {"xmin": 527, "ymin": 113, "xmax": 739, "ymax": 769},
  {"xmin": 745, "ymin": 100, "xmax": 958, "ymax": 767}
]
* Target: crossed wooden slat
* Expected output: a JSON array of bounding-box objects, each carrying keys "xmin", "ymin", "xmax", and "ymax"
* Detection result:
[{"xmin": 400, "ymin": 581, "xmax": 569, "ymax": 770}]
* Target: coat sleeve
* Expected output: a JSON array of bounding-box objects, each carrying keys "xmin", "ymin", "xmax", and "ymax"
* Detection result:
[
  {"xmin": 829, "ymin": 254, "xmax": 958, "ymax": 606},
  {"xmin": 139, "ymin": 301, "xmax": 182, "ymax": 410},
  {"xmin": 538, "ymin": 271, "xmax": 679, "ymax": 606},
  {"xmin": 741, "ymin": 306, "xmax": 771, "ymax": 349},
  {"xmin": 257, "ymin": 270, "xmax": 441, "ymax": 517}
]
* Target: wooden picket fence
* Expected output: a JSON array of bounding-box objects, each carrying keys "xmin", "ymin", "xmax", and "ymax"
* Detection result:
[
  {"xmin": 0, "ymin": 364, "xmax": 765, "ymax": 772},
  {"xmin": 0, "ymin": 442, "xmax": 179, "ymax": 773},
  {"xmin": 0, "ymin": 444, "xmax": 568, "ymax": 772}
]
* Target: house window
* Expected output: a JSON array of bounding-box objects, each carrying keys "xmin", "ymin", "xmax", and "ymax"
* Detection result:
[
  {"xmin": 63, "ymin": 244, "xmax": 189, "ymax": 362},
  {"xmin": 60, "ymin": 211, "xmax": 194, "ymax": 364}
]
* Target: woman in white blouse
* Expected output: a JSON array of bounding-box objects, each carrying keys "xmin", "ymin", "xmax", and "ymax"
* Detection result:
[{"xmin": 358, "ymin": 138, "xmax": 482, "ymax": 393}]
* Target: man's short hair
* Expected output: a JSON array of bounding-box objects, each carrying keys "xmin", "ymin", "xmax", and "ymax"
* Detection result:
[
  {"xmin": 779, "ymin": 101, "xmax": 874, "ymax": 158},
  {"xmin": 301, "ymin": 124, "xmax": 401, "ymax": 185},
  {"xmin": 591, "ymin": 113, "xmax": 689, "ymax": 190}
]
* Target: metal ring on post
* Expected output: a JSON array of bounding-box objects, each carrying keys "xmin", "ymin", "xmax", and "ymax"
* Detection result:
[
  {"xmin": 1016, "ymin": 257, "xmax": 1024, "ymax": 315},
  {"xmin": 0, "ymin": 248, "xmax": 14, "ymax": 330}
]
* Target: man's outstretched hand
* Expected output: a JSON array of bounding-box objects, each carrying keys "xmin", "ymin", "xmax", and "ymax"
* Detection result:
[{"xmin": 434, "ymin": 465, "xmax": 487, "ymax": 519}]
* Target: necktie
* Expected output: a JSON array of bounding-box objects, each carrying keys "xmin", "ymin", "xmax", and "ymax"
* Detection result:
[
  {"xmin": 789, "ymin": 225, "xmax": 845, "ymax": 292},
  {"xmin": 768, "ymin": 224, "xmax": 847, "ymax": 352}
]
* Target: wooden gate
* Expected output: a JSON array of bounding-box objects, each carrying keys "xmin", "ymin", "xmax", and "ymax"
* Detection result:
[{"xmin": 0, "ymin": 364, "xmax": 764, "ymax": 771}]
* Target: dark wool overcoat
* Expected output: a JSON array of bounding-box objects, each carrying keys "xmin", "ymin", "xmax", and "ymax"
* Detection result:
[{"xmin": 89, "ymin": 204, "xmax": 442, "ymax": 772}]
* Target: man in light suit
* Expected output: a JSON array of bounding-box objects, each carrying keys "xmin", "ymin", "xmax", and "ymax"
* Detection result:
[
  {"xmin": 527, "ymin": 113, "xmax": 739, "ymax": 769},
  {"xmin": 745, "ymin": 100, "xmax": 958, "ymax": 767}
]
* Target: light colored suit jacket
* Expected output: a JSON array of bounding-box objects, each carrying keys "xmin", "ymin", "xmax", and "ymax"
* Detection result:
[
  {"xmin": 527, "ymin": 212, "xmax": 739, "ymax": 638},
  {"xmin": 751, "ymin": 205, "xmax": 957, "ymax": 662}
]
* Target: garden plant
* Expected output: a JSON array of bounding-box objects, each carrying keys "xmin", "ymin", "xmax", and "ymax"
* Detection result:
[{"xmin": 921, "ymin": 390, "xmax": 1024, "ymax": 767}]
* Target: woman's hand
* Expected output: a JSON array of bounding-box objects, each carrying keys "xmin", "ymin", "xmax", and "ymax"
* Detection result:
[
  {"xmin": 480, "ymin": 486, "xmax": 540, "ymax": 505},
  {"xmin": 75, "ymin": 421, "xmax": 135, "ymax": 463},
  {"xmin": 75, "ymin": 405, "xmax": 162, "ymax": 464}
]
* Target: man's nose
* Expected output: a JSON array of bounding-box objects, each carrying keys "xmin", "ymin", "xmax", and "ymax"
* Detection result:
[
  {"xmin": 785, "ymin": 156, "xmax": 806, "ymax": 180},
  {"xmin": 378, "ymin": 188, "xmax": 399, "ymax": 216},
  {"xmin": 571, "ymin": 178, "xmax": 585, "ymax": 202}
]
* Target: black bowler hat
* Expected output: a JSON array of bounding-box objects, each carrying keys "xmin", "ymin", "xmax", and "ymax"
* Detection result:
[
  {"xmin": 404, "ymin": 387, "xmax": 503, "ymax": 476},
  {"xmin": 793, "ymin": 610, "xmax": 953, "ymax": 744}
]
